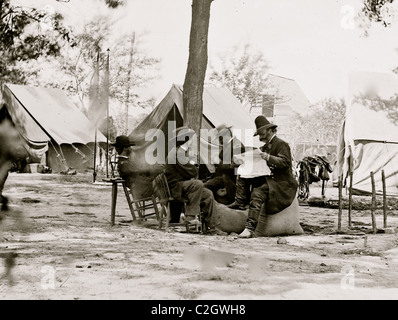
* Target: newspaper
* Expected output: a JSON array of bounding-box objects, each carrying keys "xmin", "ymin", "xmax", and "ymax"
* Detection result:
[{"xmin": 233, "ymin": 148, "xmax": 271, "ymax": 178}]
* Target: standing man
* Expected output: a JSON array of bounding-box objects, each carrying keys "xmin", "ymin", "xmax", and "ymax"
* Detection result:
[
  {"xmin": 239, "ymin": 116, "xmax": 298, "ymax": 238},
  {"xmin": 165, "ymin": 126, "xmax": 224, "ymax": 235}
]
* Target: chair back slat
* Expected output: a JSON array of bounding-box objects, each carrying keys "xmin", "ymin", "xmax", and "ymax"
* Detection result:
[{"xmin": 153, "ymin": 172, "xmax": 172, "ymax": 205}]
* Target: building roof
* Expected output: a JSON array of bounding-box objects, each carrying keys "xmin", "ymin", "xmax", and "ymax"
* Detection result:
[{"xmin": 264, "ymin": 74, "xmax": 312, "ymax": 114}]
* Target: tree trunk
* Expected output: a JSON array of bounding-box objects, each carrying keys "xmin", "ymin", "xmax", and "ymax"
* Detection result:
[{"xmin": 182, "ymin": 0, "xmax": 213, "ymax": 158}]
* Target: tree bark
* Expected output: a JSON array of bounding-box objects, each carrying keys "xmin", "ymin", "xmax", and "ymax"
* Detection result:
[{"xmin": 182, "ymin": 0, "xmax": 213, "ymax": 158}]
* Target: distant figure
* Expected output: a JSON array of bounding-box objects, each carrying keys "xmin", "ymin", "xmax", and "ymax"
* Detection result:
[
  {"xmin": 0, "ymin": 120, "xmax": 27, "ymax": 211},
  {"xmin": 0, "ymin": 120, "xmax": 26, "ymax": 286}
]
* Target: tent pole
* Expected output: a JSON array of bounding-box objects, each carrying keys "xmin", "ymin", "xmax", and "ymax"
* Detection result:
[
  {"xmin": 338, "ymin": 174, "xmax": 342, "ymax": 232},
  {"xmin": 370, "ymin": 171, "xmax": 377, "ymax": 234},
  {"xmin": 382, "ymin": 170, "xmax": 387, "ymax": 228},
  {"xmin": 105, "ymin": 48, "xmax": 110, "ymax": 178},
  {"xmin": 93, "ymin": 128, "xmax": 97, "ymax": 183},
  {"xmin": 348, "ymin": 171, "xmax": 353, "ymax": 228}
]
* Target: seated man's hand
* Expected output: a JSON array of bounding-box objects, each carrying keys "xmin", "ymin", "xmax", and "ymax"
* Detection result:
[
  {"xmin": 234, "ymin": 158, "xmax": 243, "ymax": 165},
  {"xmin": 261, "ymin": 152, "xmax": 270, "ymax": 161}
]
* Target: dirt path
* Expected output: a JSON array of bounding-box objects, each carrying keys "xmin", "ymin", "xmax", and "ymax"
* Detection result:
[{"xmin": 1, "ymin": 173, "xmax": 398, "ymax": 300}]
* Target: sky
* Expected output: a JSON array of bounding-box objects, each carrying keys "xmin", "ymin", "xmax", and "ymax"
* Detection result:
[{"xmin": 18, "ymin": 0, "xmax": 398, "ymax": 105}]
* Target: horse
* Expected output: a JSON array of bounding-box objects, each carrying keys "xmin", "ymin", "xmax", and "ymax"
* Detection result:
[{"xmin": 0, "ymin": 119, "xmax": 27, "ymax": 285}]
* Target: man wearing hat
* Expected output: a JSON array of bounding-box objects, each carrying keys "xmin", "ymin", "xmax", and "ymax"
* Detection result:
[
  {"xmin": 164, "ymin": 126, "xmax": 224, "ymax": 235},
  {"xmin": 112, "ymin": 135, "xmax": 133, "ymax": 156},
  {"xmin": 112, "ymin": 134, "xmax": 155, "ymax": 200},
  {"xmin": 237, "ymin": 116, "xmax": 298, "ymax": 238}
]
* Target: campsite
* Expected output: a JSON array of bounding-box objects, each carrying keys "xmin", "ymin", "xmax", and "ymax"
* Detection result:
[
  {"xmin": 2, "ymin": 0, "xmax": 398, "ymax": 302},
  {"xmin": 1, "ymin": 171, "xmax": 398, "ymax": 300}
]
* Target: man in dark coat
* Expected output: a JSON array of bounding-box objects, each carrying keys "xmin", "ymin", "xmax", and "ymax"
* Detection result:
[
  {"xmin": 165, "ymin": 126, "xmax": 224, "ymax": 235},
  {"xmin": 238, "ymin": 116, "xmax": 298, "ymax": 238},
  {"xmin": 112, "ymin": 135, "xmax": 158, "ymax": 200},
  {"xmin": 204, "ymin": 125, "xmax": 245, "ymax": 205}
]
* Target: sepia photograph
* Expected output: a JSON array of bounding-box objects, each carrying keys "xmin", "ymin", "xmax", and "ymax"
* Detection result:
[{"xmin": 1, "ymin": 0, "xmax": 398, "ymax": 304}]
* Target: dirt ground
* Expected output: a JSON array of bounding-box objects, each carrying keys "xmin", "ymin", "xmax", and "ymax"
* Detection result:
[{"xmin": 1, "ymin": 172, "xmax": 398, "ymax": 300}]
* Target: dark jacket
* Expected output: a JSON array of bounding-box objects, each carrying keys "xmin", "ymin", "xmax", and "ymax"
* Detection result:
[
  {"xmin": 215, "ymin": 144, "xmax": 245, "ymax": 178},
  {"xmin": 164, "ymin": 146, "xmax": 197, "ymax": 201},
  {"xmin": 261, "ymin": 136, "xmax": 298, "ymax": 214}
]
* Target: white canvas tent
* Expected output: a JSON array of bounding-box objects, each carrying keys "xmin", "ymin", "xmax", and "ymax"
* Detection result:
[
  {"xmin": 336, "ymin": 71, "xmax": 398, "ymax": 196},
  {"xmin": 0, "ymin": 83, "xmax": 107, "ymax": 172}
]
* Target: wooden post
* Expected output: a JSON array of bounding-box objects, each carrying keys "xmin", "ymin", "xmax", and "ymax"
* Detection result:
[
  {"xmin": 338, "ymin": 174, "xmax": 343, "ymax": 232},
  {"xmin": 348, "ymin": 171, "xmax": 353, "ymax": 228},
  {"xmin": 370, "ymin": 171, "xmax": 377, "ymax": 234},
  {"xmin": 382, "ymin": 170, "xmax": 387, "ymax": 228},
  {"xmin": 111, "ymin": 181, "xmax": 117, "ymax": 226}
]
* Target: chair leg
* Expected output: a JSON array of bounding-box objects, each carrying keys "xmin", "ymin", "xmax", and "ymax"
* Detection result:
[
  {"xmin": 165, "ymin": 202, "xmax": 171, "ymax": 231},
  {"xmin": 200, "ymin": 212, "xmax": 206, "ymax": 234},
  {"xmin": 110, "ymin": 182, "xmax": 117, "ymax": 226},
  {"xmin": 135, "ymin": 201, "xmax": 144, "ymax": 220},
  {"xmin": 158, "ymin": 205, "xmax": 165, "ymax": 229},
  {"xmin": 121, "ymin": 182, "xmax": 136, "ymax": 221},
  {"xmin": 152, "ymin": 195, "xmax": 160, "ymax": 221}
]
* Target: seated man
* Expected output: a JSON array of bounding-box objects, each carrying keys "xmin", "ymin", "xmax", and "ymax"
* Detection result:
[
  {"xmin": 204, "ymin": 125, "xmax": 245, "ymax": 205},
  {"xmin": 165, "ymin": 126, "xmax": 224, "ymax": 235},
  {"xmin": 228, "ymin": 146, "xmax": 273, "ymax": 210},
  {"xmin": 111, "ymin": 135, "xmax": 158, "ymax": 200},
  {"xmin": 228, "ymin": 175, "xmax": 266, "ymax": 210},
  {"xmin": 237, "ymin": 116, "xmax": 298, "ymax": 238}
]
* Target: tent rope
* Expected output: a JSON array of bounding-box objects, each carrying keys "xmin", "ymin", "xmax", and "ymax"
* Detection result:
[
  {"xmin": 50, "ymin": 140, "xmax": 69, "ymax": 171},
  {"xmin": 71, "ymin": 144, "xmax": 88, "ymax": 160}
]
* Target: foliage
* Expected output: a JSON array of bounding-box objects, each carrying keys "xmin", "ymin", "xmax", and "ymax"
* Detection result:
[
  {"xmin": 0, "ymin": 0, "xmax": 75, "ymax": 84},
  {"xmin": 208, "ymin": 43, "xmax": 270, "ymax": 106},
  {"xmin": 26, "ymin": 14, "xmax": 160, "ymax": 136},
  {"xmin": 0, "ymin": 0, "xmax": 124, "ymax": 85},
  {"xmin": 355, "ymin": 93, "xmax": 398, "ymax": 125},
  {"xmin": 109, "ymin": 32, "xmax": 161, "ymax": 108},
  {"xmin": 293, "ymin": 98, "xmax": 346, "ymax": 146},
  {"xmin": 104, "ymin": 0, "xmax": 125, "ymax": 8},
  {"xmin": 361, "ymin": 0, "xmax": 396, "ymax": 27}
]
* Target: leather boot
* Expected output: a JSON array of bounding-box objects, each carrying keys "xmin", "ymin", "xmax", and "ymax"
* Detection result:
[{"xmin": 227, "ymin": 201, "xmax": 246, "ymax": 210}]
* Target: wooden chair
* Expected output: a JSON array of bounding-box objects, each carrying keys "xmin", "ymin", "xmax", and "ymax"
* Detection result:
[
  {"xmin": 152, "ymin": 172, "xmax": 201, "ymax": 233},
  {"xmin": 125, "ymin": 184, "xmax": 160, "ymax": 222},
  {"xmin": 103, "ymin": 177, "xmax": 160, "ymax": 225}
]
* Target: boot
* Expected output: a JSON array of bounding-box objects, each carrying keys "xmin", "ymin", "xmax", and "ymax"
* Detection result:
[
  {"xmin": 227, "ymin": 201, "xmax": 246, "ymax": 210},
  {"xmin": 184, "ymin": 215, "xmax": 201, "ymax": 225},
  {"xmin": 206, "ymin": 227, "xmax": 228, "ymax": 236}
]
